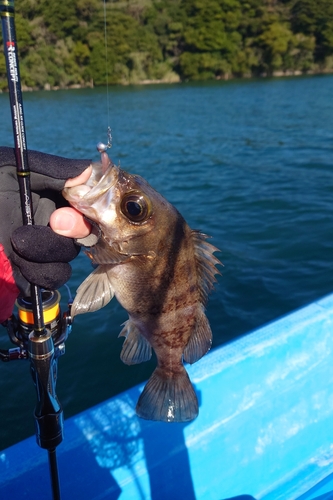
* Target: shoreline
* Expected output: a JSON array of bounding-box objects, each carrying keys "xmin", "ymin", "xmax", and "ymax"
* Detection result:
[{"xmin": 1, "ymin": 68, "xmax": 333, "ymax": 93}]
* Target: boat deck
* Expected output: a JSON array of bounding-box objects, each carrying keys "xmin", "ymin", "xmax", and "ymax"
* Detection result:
[{"xmin": 2, "ymin": 294, "xmax": 333, "ymax": 499}]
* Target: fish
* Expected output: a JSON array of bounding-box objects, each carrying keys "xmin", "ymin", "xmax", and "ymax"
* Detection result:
[{"xmin": 63, "ymin": 152, "xmax": 222, "ymax": 422}]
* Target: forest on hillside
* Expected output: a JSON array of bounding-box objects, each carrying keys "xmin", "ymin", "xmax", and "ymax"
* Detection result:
[{"xmin": 0, "ymin": 0, "xmax": 332, "ymax": 90}]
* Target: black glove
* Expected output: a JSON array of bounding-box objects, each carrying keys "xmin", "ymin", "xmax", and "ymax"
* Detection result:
[{"xmin": 0, "ymin": 147, "xmax": 91, "ymax": 296}]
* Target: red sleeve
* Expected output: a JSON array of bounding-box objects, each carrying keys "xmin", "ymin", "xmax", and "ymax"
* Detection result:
[{"xmin": 0, "ymin": 244, "xmax": 19, "ymax": 323}]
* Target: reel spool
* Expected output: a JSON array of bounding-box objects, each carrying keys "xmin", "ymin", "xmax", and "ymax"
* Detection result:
[{"xmin": 16, "ymin": 290, "xmax": 62, "ymax": 342}]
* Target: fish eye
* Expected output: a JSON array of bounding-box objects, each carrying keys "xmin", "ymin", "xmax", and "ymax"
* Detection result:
[{"xmin": 120, "ymin": 193, "xmax": 151, "ymax": 223}]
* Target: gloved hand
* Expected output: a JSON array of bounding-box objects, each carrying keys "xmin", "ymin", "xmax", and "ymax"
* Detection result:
[{"xmin": 0, "ymin": 146, "xmax": 93, "ymax": 322}]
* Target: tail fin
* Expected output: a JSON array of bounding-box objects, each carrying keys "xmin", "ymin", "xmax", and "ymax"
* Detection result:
[{"xmin": 136, "ymin": 366, "xmax": 198, "ymax": 422}]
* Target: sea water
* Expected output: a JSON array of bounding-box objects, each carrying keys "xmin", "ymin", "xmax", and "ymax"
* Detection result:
[{"xmin": 1, "ymin": 75, "xmax": 333, "ymax": 449}]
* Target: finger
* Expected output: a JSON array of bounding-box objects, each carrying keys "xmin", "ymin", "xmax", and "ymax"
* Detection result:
[
  {"xmin": 50, "ymin": 207, "xmax": 91, "ymax": 239},
  {"xmin": 64, "ymin": 166, "xmax": 92, "ymax": 187},
  {"xmin": 11, "ymin": 226, "xmax": 80, "ymax": 262},
  {"xmin": 11, "ymin": 255, "xmax": 72, "ymax": 290},
  {"xmin": 0, "ymin": 147, "xmax": 92, "ymax": 180},
  {"xmin": 0, "ymin": 148, "xmax": 93, "ymax": 194}
]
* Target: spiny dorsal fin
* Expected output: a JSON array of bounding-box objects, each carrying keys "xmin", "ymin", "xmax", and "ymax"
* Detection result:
[
  {"xmin": 183, "ymin": 305, "xmax": 212, "ymax": 364},
  {"xmin": 119, "ymin": 319, "xmax": 152, "ymax": 365},
  {"xmin": 71, "ymin": 265, "xmax": 115, "ymax": 317},
  {"xmin": 191, "ymin": 230, "xmax": 222, "ymax": 304}
]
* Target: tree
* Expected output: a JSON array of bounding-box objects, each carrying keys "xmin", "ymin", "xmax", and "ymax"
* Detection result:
[
  {"xmin": 291, "ymin": 0, "xmax": 333, "ymax": 62},
  {"xmin": 0, "ymin": 0, "xmax": 332, "ymax": 89}
]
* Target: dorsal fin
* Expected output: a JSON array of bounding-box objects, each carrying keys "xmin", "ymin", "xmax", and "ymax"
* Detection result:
[{"xmin": 191, "ymin": 230, "xmax": 222, "ymax": 304}]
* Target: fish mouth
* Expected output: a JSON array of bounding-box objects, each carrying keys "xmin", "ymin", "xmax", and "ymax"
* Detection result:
[
  {"xmin": 63, "ymin": 155, "xmax": 120, "ymax": 207},
  {"xmin": 84, "ymin": 163, "xmax": 119, "ymax": 202}
]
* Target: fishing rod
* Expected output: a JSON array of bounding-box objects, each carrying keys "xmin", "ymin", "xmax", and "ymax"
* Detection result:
[{"xmin": 0, "ymin": 1, "xmax": 70, "ymax": 498}]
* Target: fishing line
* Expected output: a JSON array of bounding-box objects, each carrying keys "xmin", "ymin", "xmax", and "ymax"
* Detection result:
[{"xmin": 102, "ymin": 0, "xmax": 112, "ymax": 150}]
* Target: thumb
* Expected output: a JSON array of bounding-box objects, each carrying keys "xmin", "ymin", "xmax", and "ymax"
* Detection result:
[{"xmin": 50, "ymin": 208, "xmax": 91, "ymax": 239}]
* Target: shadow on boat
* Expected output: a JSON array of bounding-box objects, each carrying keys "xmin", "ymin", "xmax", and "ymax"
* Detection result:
[
  {"xmin": 0, "ymin": 382, "xmax": 200, "ymax": 499},
  {"xmin": 0, "ymin": 383, "xmax": 259, "ymax": 499},
  {"xmin": 72, "ymin": 384, "xmax": 199, "ymax": 499},
  {"xmin": 222, "ymin": 496, "xmax": 256, "ymax": 500},
  {"xmin": 0, "ymin": 439, "xmax": 122, "ymax": 499}
]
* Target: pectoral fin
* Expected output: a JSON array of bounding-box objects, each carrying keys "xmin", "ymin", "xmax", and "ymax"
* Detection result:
[
  {"xmin": 71, "ymin": 265, "xmax": 115, "ymax": 317},
  {"xmin": 119, "ymin": 319, "xmax": 152, "ymax": 365}
]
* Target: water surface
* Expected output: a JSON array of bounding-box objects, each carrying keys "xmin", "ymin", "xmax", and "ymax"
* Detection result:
[{"xmin": 1, "ymin": 75, "xmax": 333, "ymax": 449}]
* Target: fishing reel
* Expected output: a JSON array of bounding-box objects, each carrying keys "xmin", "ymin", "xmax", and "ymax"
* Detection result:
[
  {"xmin": 0, "ymin": 289, "xmax": 73, "ymax": 362},
  {"xmin": 1, "ymin": 289, "xmax": 73, "ymax": 450}
]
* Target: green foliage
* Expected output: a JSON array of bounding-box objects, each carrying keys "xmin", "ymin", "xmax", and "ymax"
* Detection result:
[
  {"xmin": 291, "ymin": 0, "xmax": 333, "ymax": 61},
  {"xmin": 86, "ymin": 9, "xmax": 162, "ymax": 85},
  {"xmin": 269, "ymin": 24, "xmax": 314, "ymax": 72},
  {"xmin": 0, "ymin": 0, "xmax": 332, "ymax": 89}
]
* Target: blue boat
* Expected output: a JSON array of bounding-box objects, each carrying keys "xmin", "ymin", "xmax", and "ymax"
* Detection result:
[{"xmin": 1, "ymin": 293, "xmax": 333, "ymax": 499}]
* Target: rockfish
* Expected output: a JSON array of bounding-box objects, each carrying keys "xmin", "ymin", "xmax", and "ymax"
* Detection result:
[{"xmin": 63, "ymin": 152, "xmax": 221, "ymax": 422}]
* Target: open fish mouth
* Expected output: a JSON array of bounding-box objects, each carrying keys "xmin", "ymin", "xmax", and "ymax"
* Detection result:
[
  {"xmin": 83, "ymin": 163, "xmax": 119, "ymax": 202},
  {"xmin": 63, "ymin": 156, "xmax": 119, "ymax": 207}
]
